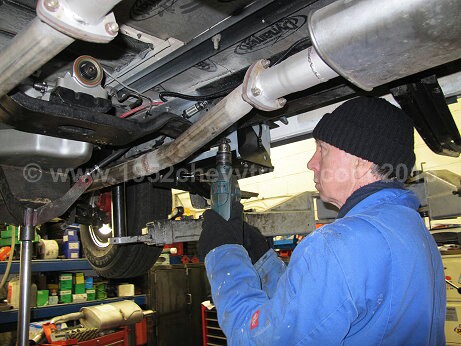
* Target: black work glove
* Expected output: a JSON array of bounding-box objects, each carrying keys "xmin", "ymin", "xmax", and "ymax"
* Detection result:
[
  {"xmin": 243, "ymin": 222, "xmax": 270, "ymax": 264},
  {"xmin": 198, "ymin": 202, "xmax": 244, "ymax": 260},
  {"xmin": 198, "ymin": 202, "xmax": 270, "ymax": 263}
]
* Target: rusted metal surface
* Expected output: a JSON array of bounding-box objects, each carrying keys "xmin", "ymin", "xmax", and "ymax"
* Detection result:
[
  {"xmin": 35, "ymin": 174, "xmax": 93, "ymax": 225},
  {"xmin": 90, "ymin": 85, "xmax": 253, "ymax": 191},
  {"xmin": 0, "ymin": 167, "xmax": 24, "ymax": 224},
  {"xmin": 111, "ymin": 192, "xmax": 316, "ymax": 245},
  {"xmin": 0, "ymin": 168, "xmax": 93, "ymax": 226},
  {"xmin": 245, "ymin": 192, "xmax": 316, "ymax": 236}
]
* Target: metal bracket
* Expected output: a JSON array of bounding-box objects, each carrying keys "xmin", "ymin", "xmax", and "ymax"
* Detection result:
[
  {"xmin": 36, "ymin": 0, "xmax": 119, "ymax": 43},
  {"xmin": 422, "ymin": 170, "xmax": 461, "ymax": 219},
  {"xmin": 110, "ymin": 219, "xmax": 204, "ymax": 246},
  {"xmin": 391, "ymin": 75, "xmax": 461, "ymax": 157},
  {"xmin": 35, "ymin": 174, "xmax": 93, "ymax": 224},
  {"xmin": 1, "ymin": 92, "xmax": 191, "ymax": 146}
]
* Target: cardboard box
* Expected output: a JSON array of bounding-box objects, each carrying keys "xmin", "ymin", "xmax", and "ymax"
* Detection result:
[
  {"xmin": 74, "ymin": 284, "xmax": 85, "ymax": 294},
  {"xmin": 66, "ymin": 251, "xmax": 79, "ymax": 259},
  {"xmin": 74, "ymin": 272, "xmax": 85, "ymax": 294},
  {"xmin": 37, "ymin": 290, "xmax": 49, "ymax": 307},
  {"xmin": 74, "ymin": 272, "xmax": 85, "ymax": 284},
  {"xmin": 63, "ymin": 241, "xmax": 80, "ymax": 259},
  {"xmin": 1, "ymin": 225, "xmax": 17, "ymax": 239},
  {"xmin": 117, "ymin": 283, "xmax": 135, "ymax": 297},
  {"xmin": 48, "ymin": 295, "xmax": 59, "ymax": 305},
  {"xmin": 7, "ymin": 277, "xmax": 20, "ymax": 308},
  {"xmin": 59, "ymin": 274, "xmax": 73, "ymax": 291},
  {"xmin": 95, "ymin": 283, "xmax": 107, "ymax": 300},
  {"xmin": 85, "ymin": 277, "xmax": 93, "ymax": 289},
  {"xmin": 63, "ymin": 241, "xmax": 80, "ymax": 250},
  {"xmin": 0, "ymin": 246, "xmax": 11, "ymax": 261},
  {"xmin": 47, "ymin": 284, "xmax": 59, "ymax": 291},
  {"xmin": 59, "ymin": 290, "xmax": 72, "ymax": 303},
  {"xmin": 63, "ymin": 226, "xmax": 79, "ymax": 242},
  {"xmin": 72, "ymin": 293, "xmax": 87, "ymax": 303},
  {"xmin": 86, "ymin": 289, "xmax": 96, "ymax": 301}
]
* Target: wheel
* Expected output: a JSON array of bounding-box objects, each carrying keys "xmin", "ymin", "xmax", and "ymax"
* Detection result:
[{"xmin": 80, "ymin": 181, "xmax": 171, "ymax": 278}]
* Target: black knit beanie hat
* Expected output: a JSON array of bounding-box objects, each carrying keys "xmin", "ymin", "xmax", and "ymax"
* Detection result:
[{"xmin": 313, "ymin": 96, "xmax": 415, "ymax": 180}]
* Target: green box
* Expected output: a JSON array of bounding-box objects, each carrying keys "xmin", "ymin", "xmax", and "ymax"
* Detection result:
[
  {"xmin": 0, "ymin": 238, "xmax": 16, "ymax": 246},
  {"xmin": 74, "ymin": 283, "xmax": 85, "ymax": 294},
  {"xmin": 59, "ymin": 274, "xmax": 73, "ymax": 291},
  {"xmin": 86, "ymin": 289, "xmax": 96, "ymax": 301},
  {"xmin": 59, "ymin": 290, "xmax": 72, "ymax": 303},
  {"xmin": 37, "ymin": 290, "xmax": 49, "ymax": 307},
  {"xmin": 95, "ymin": 283, "xmax": 107, "ymax": 300},
  {"xmin": 1, "ymin": 225, "xmax": 17, "ymax": 239},
  {"xmin": 74, "ymin": 272, "xmax": 85, "ymax": 294},
  {"xmin": 74, "ymin": 272, "xmax": 85, "ymax": 285},
  {"xmin": 0, "ymin": 232, "xmax": 40, "ymax": 246}
]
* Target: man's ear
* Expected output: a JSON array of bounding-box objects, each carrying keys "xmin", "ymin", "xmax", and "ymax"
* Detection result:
[{"xmin": 354, "ymin": 158, "xmax": 374, "ymax": 179}]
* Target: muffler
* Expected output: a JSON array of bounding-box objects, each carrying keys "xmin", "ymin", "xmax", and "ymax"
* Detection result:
[{"xmin": 308, "ymin": 0, "xmax": 461, "ymax": 90}]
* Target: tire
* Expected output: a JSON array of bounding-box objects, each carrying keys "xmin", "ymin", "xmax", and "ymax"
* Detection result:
[{"xmin": 80, "ymin": 182, "xmax": 171, "ymax": 278}]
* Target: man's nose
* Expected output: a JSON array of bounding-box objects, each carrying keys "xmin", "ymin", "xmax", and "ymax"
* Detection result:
[{"xmin": 307, "ymin": 154, "xmax": 317, "ymax": 171}]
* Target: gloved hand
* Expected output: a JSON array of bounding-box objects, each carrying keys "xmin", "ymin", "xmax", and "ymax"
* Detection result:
[
  {"xmin": 198, "ymin": 202, "xmax": 244, "ymax": 260},
  {"xmin": 199, "ymin": 202, "xmax": 270, "ymax": 264},
  {"xmin": 243, "ymin": 222, "xmax": 270, "ymax": 264}
]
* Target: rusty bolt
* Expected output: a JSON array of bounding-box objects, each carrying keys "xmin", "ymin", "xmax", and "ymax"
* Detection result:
[
  {"xmin": 261, "ymin": 59, "xmax": 270, "ymax": 68},
  {"xmin": 277, "ymin": 98, "xmax": 287, "ymax": 108},
  {"xmin": 212, "ymin": 34, "xmax": 222, "ymax": 50},
  {"xmin": 44, "ymin": 0, "xmax": 60, "ymax": 12},
  {"xmin": 251, "ymin": 87, "xmax": 261, "ymax": 97},
  {"xmin": 105, "ymin": 22, "xmax": 119, "ymax": 35}
]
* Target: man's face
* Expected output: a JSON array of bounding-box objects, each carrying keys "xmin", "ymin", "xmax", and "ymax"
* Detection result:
[{"xmin": 307, "ymin": 140, "xmax": 359, "ymax": 208}]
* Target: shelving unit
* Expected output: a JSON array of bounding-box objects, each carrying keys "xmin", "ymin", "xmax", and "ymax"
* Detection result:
[
  {"xmin": 0, "ymin": 258, "xmax": 93, "ymax": 273},
  {"xmin": 0, "ymin": 258, "xmax": 145, "ymax": 332},
  {"xmin": 0, "ymin": 295, "xmax": 146, "ymax": 325}
]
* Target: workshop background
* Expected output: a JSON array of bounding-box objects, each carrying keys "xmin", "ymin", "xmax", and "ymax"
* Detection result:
[{"xmin": 0, "ymin": 99, "xmax": 459, "ymax": 345}]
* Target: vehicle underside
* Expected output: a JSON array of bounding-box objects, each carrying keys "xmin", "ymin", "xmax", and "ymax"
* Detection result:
[{"xmin": 0, "ymin": 0, "xmax": 460, "ymax": 279}]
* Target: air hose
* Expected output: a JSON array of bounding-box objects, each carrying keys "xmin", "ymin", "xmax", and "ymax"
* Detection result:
[{"xmin": 0, "ymin": 225, "xmax": 16, "ymax": 290}]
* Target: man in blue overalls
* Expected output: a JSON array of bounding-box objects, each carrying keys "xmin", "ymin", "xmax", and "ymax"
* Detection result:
[{"xmin": 199, "ymin": 96, "xmax": 446, "ymax": 345}]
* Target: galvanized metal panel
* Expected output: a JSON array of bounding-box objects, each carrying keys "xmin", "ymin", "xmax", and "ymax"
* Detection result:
[
  {"xmin": 115, "ymin": 0, "xmax": 256, "ymax": 42},
  {"xmin": 0, "ymin": 129, "xmax": 92, "ymax": 169},
  {"xmin": 425, "ymin": 170, "xmax": 461, "ymax": 220}
]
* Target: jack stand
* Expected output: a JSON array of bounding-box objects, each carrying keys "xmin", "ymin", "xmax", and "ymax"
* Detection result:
[
  {"xmin": 112, "ymin": 184, "xmax": 127, "ymax": 238},
  {"xmin": 17, "ymin": 208, "xmax": 34, "ymax": 346},
  {"xmin": 0, "ymin": 150, "xmax": 122, "ymax": 344},
  {"xmin": 0, "ymin": 171, "xmax": 94, "ymax": 346}
]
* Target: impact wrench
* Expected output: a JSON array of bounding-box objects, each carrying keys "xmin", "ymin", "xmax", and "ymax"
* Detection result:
[{"xmin": 210, "ymin": 138, "xmax": 241, "ymax": 220}]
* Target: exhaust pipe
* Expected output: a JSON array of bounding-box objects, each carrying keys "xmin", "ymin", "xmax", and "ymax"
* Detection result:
[
  {"xmin": 89, "ymin": 47, "xmax": 338, "ymax": 190},
  {"xmin": 90, "ymin": 85, "xmax": 253, "ymax": 190},
  {"xmin": 2, "ymin": 0, "xmax": 460, "ymax": 190},
  {"xmin": 91, "ymin": 0, "xmax": 461, "ymax": 189},
  {"xmin": 0, "ymin": 18, "xmax": 74, "ymax": 98},
  {"xmin": 0, "ymin": 0, "xmax": 122, "ymax": 98}
]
